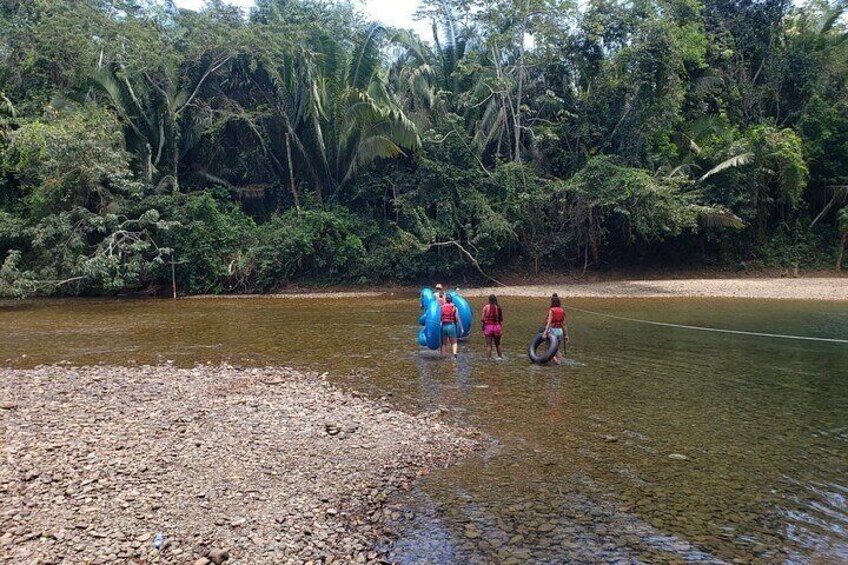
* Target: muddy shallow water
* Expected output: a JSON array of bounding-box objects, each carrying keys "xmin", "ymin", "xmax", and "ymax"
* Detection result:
[{"xmin": 2, "ymin": 295, "xmax": 847, "ymax": 563}]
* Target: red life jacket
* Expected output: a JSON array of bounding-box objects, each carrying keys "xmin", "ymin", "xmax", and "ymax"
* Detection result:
[
  {"xmin": 549, "ymin": 307, "xmax": 565, "ymax": 328},
  {"xmin": 483, "ymin": 304, "xmax": 501, "ymax": 325},
  {"xmin": 441, "ymin": 303, "xmax": 458, "ymax": 323}
]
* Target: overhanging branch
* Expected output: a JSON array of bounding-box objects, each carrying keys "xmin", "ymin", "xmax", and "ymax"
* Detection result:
[{"xmin": 426, "ymin": 240, "xmax": 505, "ymax": 287}]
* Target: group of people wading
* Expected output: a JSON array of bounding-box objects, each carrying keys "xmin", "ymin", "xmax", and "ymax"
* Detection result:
[{"xmin": 433, "ymin": 283, "xmax": 569, "ymax": 364}]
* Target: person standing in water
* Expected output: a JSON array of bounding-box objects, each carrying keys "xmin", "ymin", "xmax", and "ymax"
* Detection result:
[
  {"xmin": 440, "ymin": 293, "xmax": 463, "ymax": 359},
  {"xmin": 481, "ymin": 294, "xmax": 504, "ymax": 360},
  {"xmin": 542, "ymin": 293, "xmax": 569, "ymax": 365}
]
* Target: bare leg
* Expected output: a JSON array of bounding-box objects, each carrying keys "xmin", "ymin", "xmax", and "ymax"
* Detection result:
[
  {"xmin": 485, "ymin": 335, "xmax": 493, "ymax": 359},
  {"xmin": 551, "ymin": 334, "xmax": 562, "ymax": 365},
  {"xmin": 495, "ymin": 336, "xmax": 503, "ymax": 359},
  {"xmin": 451, "ymin": 337, "xmax": 458, "ymax": 357}
]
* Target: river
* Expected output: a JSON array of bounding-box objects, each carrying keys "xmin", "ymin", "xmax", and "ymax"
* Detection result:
[{"xmin": 2, "ymin": 295, "xmax": 846, "ymax": 563}]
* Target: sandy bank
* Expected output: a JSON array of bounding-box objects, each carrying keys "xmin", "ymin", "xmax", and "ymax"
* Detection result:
[
  {"xmin": 0, "ymin": 365, "xmax": 480, "ymax": 564},
  {"xmin": 185, "ymin": 291, "xmax": 386, "ymax": 300},
  {"xmin": 183, "ymin": 277, "xmax": 846, "ymax": 302},
  {"xmin": 462, "ymin": 278, "xmax": 848, "ymax": 301}
]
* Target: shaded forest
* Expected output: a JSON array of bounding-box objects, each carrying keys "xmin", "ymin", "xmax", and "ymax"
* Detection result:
[{"xmin": 1, "ymin": 0, "xmax": 847, "ymax": 297}]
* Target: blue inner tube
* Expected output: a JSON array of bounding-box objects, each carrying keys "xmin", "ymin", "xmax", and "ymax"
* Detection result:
[
  {"xmin": 417, "ymin": 288, "xmax": 473, "ymax": 348},
  {"xmin": 420, "ymin": 299, "xmax": 442, "ymax": 350},
  {"xmin": 528, "ymin": 332, "xmax": 559, "ymax": 364},
  {"xmin": 420, "ymin": 287, "xmax": 435, "ymax": 309},
  {"xmin": 448, "ymin": 291, "xmax": 472, "ymax": 338}
]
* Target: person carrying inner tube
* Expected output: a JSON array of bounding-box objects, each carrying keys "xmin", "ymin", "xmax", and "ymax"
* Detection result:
[
  {"xmin": 481, "ymin": 294, "xmax": 504, "ymax": 360},
  {"xmin": 435, "ymin": 283, "xmax": 446, "ymax": 304},
  {"xmin": 542, "ymin": 293, "xmax": 569, "ymax": 365},
  {"xmin": 440, "ymin": 293, "xmax": 463, "ymax": 359}
]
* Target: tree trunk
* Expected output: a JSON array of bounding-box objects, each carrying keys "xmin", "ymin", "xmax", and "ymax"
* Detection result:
[
  {"xmin": 285, "ymin": 133, "xmax": 301, "ymax": 216},
  {"xmin": 171, "ymin": 119, "xmax": 180, "ymax": 193},
  {"xmin": 140, "ymin": 143, "xmax": 153, "ymax": 184},
  {"xmin": 513, "ymin": 6, "xmax": 528, "ymax": 163},
  {"xmin": 172, "ymin": 148, "xmax": 179, "ymax": 193},
  {"xmin": 838, "ymin": 233, "xmax": 847, "ymax": 270}
]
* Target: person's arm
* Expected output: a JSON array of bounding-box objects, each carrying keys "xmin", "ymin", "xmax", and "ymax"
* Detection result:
[
  {"xmin": 480, "ymin": 305, "xmax": 487, "ymax": 324},
  {"xmin": 456, "ymin": 306, "xmax": 463, "ymax": 334},
  {"xmin": 563, "ymin": 312, "xmax": 570, "ymax": 342},
  {"xmin": 543, "ymin": 309, "xmax": 552, "ymax": 336}
]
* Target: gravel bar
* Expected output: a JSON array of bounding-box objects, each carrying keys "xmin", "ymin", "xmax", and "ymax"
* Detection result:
[
  {"xmin": 463, "ymin": 278, "xmax": 848, "ymax": 301},
  {"xmin": 1, "ymin": 365, "xmax": 480, "ymax": 564}
]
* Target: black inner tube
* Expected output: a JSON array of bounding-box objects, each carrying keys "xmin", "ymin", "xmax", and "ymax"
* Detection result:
[{"xmin": 528, "ymin": 332, "xmax": 559, "ymax": 364}]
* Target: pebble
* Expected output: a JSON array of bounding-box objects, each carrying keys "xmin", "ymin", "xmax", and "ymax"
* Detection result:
[
  {"xmin": 208, "ymin": 548, "xmax": 229, "ymax": 564},
  {"xmin": 0, "ymin": 365, "xmax": 481, "ymax": 564}
]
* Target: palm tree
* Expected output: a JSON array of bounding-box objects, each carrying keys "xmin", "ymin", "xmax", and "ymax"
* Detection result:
[
  {"xmin": 267, "ymin": 24, "xmax": 420, "ymax": 205},
  {"xmin": 79, "ymin": 55, "xmax": 230, "ymax": 192},
  {"xmin": 310, "ymin": 24, "xmax": 419, "ymax": 200},
  {"xmin": 391, "ymin": 7, "xmax": 518, "ymax": 163}
]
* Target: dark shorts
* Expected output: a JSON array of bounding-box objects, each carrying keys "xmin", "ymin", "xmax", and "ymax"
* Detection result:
[{"xmin": 441, "ymin": 323, "xmax": 457, "ymax": 338}]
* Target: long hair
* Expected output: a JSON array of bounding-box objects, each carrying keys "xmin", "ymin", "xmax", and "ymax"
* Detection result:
[
  {"xmin": 550, "ymin": 294, "xmax": 561, "ymax": 308},
  {"xmin": 445, "ymin": 293, "xmax": 454, "ymax": 303},
  {"xmin": 487, "ymin": 294, "xmax": 500, "ymax": 318}
]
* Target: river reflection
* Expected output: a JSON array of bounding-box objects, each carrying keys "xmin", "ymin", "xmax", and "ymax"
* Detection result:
[{"xmin": 2, "ymin": 296, "xmax": 847, "ymax": 563}]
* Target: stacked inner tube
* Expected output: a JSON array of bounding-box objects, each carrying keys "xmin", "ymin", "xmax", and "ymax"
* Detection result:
[
  {"xmin": 417, "ymin": 288, "xmax": 472, "ymax": 350},
  {"xmin": 528, "ymin": 328, "xmax": 559, "ymax": 363},
  {"xmin": 448, "ymin": 291, "xmax": 472, "ymax": 340}
]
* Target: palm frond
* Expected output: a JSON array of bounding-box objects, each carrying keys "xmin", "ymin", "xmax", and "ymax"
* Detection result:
[
  {"xmin": 348, "ymin": 23, "xmax": 385, "ymax": 91},
  {"xmin": 0, "ymin": 92, "xmax": 16, "ymax": 118},
  {"xmin": 838, "ymin": 206, "xmax": 848, "ymax": 233},
  {"xmin": 699, "ymin": 152, "xmax": 754, "ymax": 182},
  {"xmin": 689, "ymin": 205, "xmax": 746, "ymax": 229},
  {"xmin": 666, "ymin": 163, "xmax": 693, "ymax": 179},
  {"xmin": 817, "ymin": 3, "xmax": 846, "ymax": 35}
]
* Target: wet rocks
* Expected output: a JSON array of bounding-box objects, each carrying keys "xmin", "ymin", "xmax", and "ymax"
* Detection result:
[{"xmin": 0, "ymin": 364, "xmax": 480, "ymax": 564}]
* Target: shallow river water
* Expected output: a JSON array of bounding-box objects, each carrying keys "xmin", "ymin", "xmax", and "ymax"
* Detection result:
[{"xmin": 2, "ymin": 295, "xmax": 847, "ymax": 564}]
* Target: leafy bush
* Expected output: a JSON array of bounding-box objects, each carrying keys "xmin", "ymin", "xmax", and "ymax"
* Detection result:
[
  {"xmin": 242, "ymin": 208, "xmax": 366, "ymax": 291},
  {"xmin": 136, "ymin": 193, "xmax": 256, "ymax": 295}
]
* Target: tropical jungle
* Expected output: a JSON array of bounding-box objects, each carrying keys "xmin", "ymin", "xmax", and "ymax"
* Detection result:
[{"xmin": 1, "ymin": 0, "xmax": 847, "ymax": 297}]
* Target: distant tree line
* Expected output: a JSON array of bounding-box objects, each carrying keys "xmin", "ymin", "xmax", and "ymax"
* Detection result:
[{"xmin": 1, "ymin": 0, "xmax": 846, "ymax": 297}]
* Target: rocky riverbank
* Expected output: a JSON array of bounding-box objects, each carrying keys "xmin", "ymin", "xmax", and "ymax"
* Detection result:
[{"xmin": 0, "ymin": 365, "xmax": 480, "ymax": 564}]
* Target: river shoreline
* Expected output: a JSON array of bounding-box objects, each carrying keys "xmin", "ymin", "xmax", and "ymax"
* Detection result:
[
  {"xmin": 186, "ymin": 277, "xmax": 848, "ymax": 301},
  {"xmin": 0, "ymin": 365, "xmax": 481, "ymax": 564}
]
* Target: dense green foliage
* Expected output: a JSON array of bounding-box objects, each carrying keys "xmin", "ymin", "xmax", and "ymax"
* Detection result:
[{"xmin": 1, "ymin": 0, "xmax": 847, "ymax": 296}]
